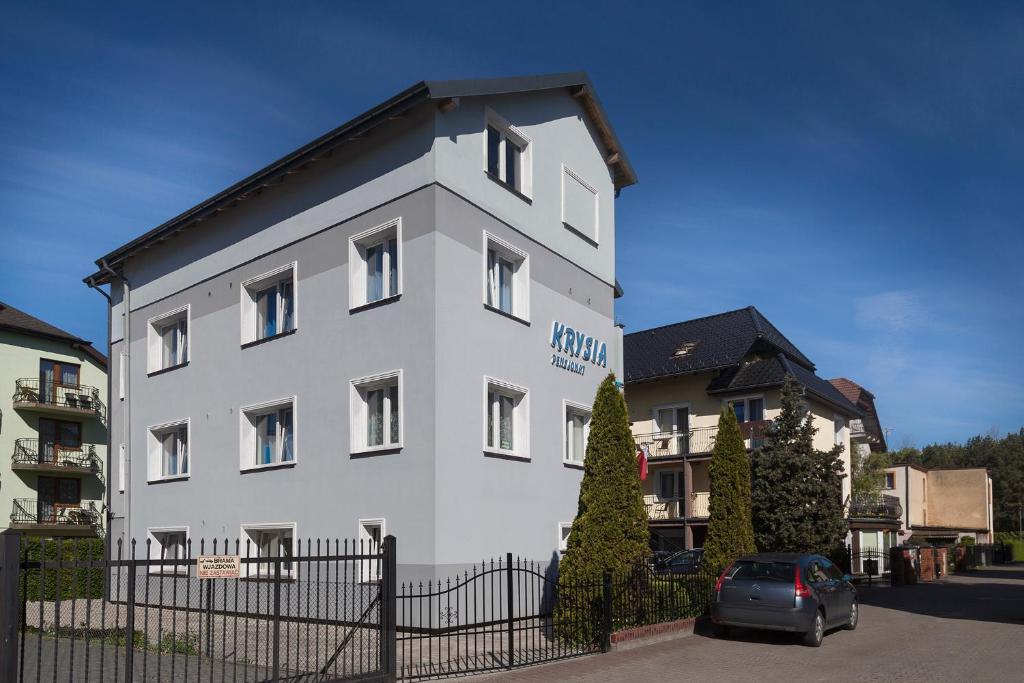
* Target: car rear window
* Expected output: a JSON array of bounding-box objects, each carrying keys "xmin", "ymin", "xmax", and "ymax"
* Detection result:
[{"xmin": 729, "ymin": 561, "xmax": 793, "ymax": 582}]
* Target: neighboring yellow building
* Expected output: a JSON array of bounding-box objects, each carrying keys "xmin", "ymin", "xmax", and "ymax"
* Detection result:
[
  {"xmin": 623, "ymin": 307, "xmax": 861, "ymax": 551},
  {"xmin": 1, "ymin": 301, "xmax": 107, "ymax": 537},
  {"xmin": 884, "ymin": 464, "xmax": 994, "ymax": 545}
]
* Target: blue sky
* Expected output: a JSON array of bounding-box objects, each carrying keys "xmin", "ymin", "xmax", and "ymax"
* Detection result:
[{"xmin": 1, "ymin": 1, "xmax": 1022, "ymax": 447}]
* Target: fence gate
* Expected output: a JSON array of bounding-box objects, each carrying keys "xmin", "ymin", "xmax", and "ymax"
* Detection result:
[
  {"xmin": 0, "ymin": 531, "xmax": 395, "ymax": 683},
  {"xmin": 396, "ymin": 554, "xmax": 603, "ymax": 680}
]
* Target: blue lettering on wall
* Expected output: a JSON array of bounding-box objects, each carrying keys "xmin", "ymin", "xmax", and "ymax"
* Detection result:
[{"xmin": 549, "ymin": 320, "xmax": 608, "ymax": 374}]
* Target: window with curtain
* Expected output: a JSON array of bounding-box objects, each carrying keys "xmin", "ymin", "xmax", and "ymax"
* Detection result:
[
  {"xmin": 252, "ymin": 406, "xmax": 294, "ymax": 466},
  {"xmin": 483, "ymin": 234, "xmax": 528, "ymax": 321},
  {"xmin": 485, "ymin": 380, "xmax": 526, "ymax": 455},
  {"xmin": 486, "ymin": 249, "xmax": 515, "ymax": 314},
  {"xmin": 350, "ymin": 221, "xmax": 401, "ymax": 310},
  {"xmin": 160, "ymin": 317, "xmax": 188, "ymax": 368},
  {"xmin": 564, "ymin": 404, "xmax": 590, "ymax": 465},
  {"xmin": 256, "ymin": 279, "xmax": 294, "ymax": 340},
  {"xmin": 364, "ymin": 380, "xmax": 400, "ymax": 449},
  {"xmin": 485, "ymin": 115, "xmax": 530, "ymax": 195},
  {"xmin": 243, "ymin": 526, "xmax": 295, "ymax": 577},
  {"xmin": 159, "ymin": 425, "xmax": 188, "ymax": 477}
]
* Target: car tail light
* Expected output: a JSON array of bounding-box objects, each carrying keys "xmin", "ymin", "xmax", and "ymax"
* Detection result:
[
  {"xmin": 794, "ymin": 564, "xmax": 812, "ymax": 599},
  {"xmin": 714, "ymin": 563, "xmax": 734, "ymax": 593}
]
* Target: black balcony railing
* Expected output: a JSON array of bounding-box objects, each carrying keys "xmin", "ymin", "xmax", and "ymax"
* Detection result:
[
  {"xmin": 12, "ymin": 438, "xmax": 101, "ymax": 472},
  {"xmin": 634, "ymin": 420, "xmax": 771, "ymax": 459},
  {"xmin": 847, "ymin": 493, "xmax": 903, "ymax": 520},
  {"xmin": 12, "ymin": 378, "xmax": 105, "ymax": 420},
  {"xmin": 10, "ymin": 498, "xmax": 100, "ymax": 527}
]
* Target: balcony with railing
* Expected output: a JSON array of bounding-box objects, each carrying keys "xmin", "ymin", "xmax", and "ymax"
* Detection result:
[
  {"xmin": 634, "ymin": 420, "xmax": 771, "ymax": 460},
  {"xmin": 847, "ymin": 493, "xmax": 903, "ymax": 520},
  {"xmin": 643, "ymin": 492, "xmax": 711, "ymax": 521},
  {"xmin": 10, "ymin": 499, "xmax": 101, "ymax": 536},
  {"xmin": 12, "ymin": 379, "xmax": 105, "ymax": 421},
  {"xmin": 12, "ymin": 439, "xmax": 102, "ymax": 475}
]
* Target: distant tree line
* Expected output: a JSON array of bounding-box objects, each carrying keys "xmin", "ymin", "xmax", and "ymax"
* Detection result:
[{"xmin": 889, "ymin": 429, "xmax": 1024, "ymax": 533}]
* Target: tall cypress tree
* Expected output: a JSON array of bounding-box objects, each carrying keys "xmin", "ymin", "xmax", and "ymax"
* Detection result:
[
  {"xmin": 560, "ymin": 373, "xmax": 650, "ymax": 580},
  {"xmin": 750, "ymin": 375, "xmax": 847, "ymax": 554},
  {"xmin": 703, "ymin": 407, "xmax": 756, "ymax": 570}
]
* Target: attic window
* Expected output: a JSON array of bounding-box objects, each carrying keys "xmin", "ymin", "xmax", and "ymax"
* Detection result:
[{"xmin": 673, "ymin": 342, "xmax": 699, "ymax": 358}]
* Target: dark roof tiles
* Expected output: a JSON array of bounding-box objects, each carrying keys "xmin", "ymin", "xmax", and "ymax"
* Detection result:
[{"xmin": 0, "ymin": 301, "xmax": 107, "ymax": 367}]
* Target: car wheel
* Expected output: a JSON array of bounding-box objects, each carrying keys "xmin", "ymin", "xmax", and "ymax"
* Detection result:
[
  {"xmin": 803, "ymin": 611, "xmax": 825, "ymax": 647},
  {"xmin": 844, "ymin": 602, "xmax": 858, "ymax": 631}
]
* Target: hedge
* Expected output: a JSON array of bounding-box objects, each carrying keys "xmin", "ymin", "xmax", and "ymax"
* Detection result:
[{"xmin": 19, "ymin": 537, "xmax": 105, "ymax": 601}]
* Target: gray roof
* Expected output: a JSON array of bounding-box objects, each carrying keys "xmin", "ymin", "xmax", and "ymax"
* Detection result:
[
  {"xmin": 624, "ymin": 306, "xmax": 815, "ymax": 383},
  {"xmin": 85, "ymin": 72, "xmax": 635, "ymax": 286},
  {"xmin": 0, "ymin": 300, "xmax": 107, "ymax": 367},
  {"xmin": 624, "ymin": 306, "xmax": 862, "ymax": 418}
]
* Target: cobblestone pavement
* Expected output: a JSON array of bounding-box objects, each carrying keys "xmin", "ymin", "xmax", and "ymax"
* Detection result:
[{"xmin": 478, "ymin": 564, "xmax": 1024, "ymax": 683}]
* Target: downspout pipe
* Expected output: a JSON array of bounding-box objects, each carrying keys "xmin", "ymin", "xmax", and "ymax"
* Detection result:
[{"xmin": 94, "ymin": 260, "xmax": 131, "ymax": 549}]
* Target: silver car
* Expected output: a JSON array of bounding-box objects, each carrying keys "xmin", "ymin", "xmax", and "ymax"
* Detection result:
[{"xmin": 710, "ymin": 553, "xmax": 858, "ymax": 646}]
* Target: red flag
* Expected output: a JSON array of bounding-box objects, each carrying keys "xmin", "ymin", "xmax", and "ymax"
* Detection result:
[{"xmin": 637, "ymin": 446, "xmax": 648, "ymax": 481}]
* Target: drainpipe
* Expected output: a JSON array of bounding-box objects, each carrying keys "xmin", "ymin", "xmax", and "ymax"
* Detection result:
[
  {"xmin": 85, "ymin": 273, "xmax": 112, "ymax": 559},
  {"xmin": 98, "ymin": 260, "xmax": 130, "ymax": 545}
]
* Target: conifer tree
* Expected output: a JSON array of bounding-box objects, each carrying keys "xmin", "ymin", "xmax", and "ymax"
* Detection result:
[
  {"xmin": 560, "ymin": 373, "xmax": 650, "ymax": 580},
  {"xmin": 703, "ymin": 407, "xmax": 756, "ymax": 570},
  {"xmin": 557, "ymin": 373, "xmax": 649, "ymax": 642},
  {"xmin": 750, "ymin": 375, "xmax": 847, "ymax": 554}
]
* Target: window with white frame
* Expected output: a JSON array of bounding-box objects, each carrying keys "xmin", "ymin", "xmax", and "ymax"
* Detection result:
[
  {"xmin": 485, "ymin": 110, "xmax": 532, "ymax": 196},
  {"xmin": 358, "ymin": 518, "xmax": 385, "ymax": 581},
  {"xmin": 561, "ymin": 165, "xmax": 598, "ymax": 243},
  {"xmin": 350, "ymin": 371, "xmax": 402, "ymax": 453},
  {"xmin": 726, "ymin": 396, "xmax": 764, "ymax": 423},
  {"xmin": 147, "ymin": 420, "xmax": 189, "ymax": 481},
  {"xmin": 558, "ymin": 522, "xmax": 572, "ymax": 553},
  {"xmin": 241, "ymin": 263, "xmax": 296, "ymax": 345},
  {"xmin": 484, "ymin": 377, "xmax": 528, "ymax": 458},
  {"xmin": 483, "ymin": 232, "xmax": 529, "ymax": 321},
  {"xmin": 240, "ymin": 398, "xmax": 296, "ymax": 470},
  {"xmin": 147, "ymin": 306, "xmax": 189, "ymax": 373},
  {"xmin": 148, "ymin": 527, "xmax": 188, "ymax": 574},
  {"xmin": 241, "ymin": 524, "xmax": 295, "ymax": 578},
  {"xmin": 563, "ymin": 401, "xmax": 591, "ymax": 466},
  {"xmin": 349, "ymin": 219, "xmax": 402, "ymax": 309}
]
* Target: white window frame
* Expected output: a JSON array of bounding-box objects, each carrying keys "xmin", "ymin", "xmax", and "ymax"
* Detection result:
[
  {"xmin": 484, "ymin": 108, "xmax": 532, "ymax": 197},
  {"xmin": 348, "ymin": 218, "xmax": 402, "ymax": 310},
  {"xmin": 558, "ymin": 522, "xmax": 572, "ymax": 553},
  {"xmin": 483, "ymin": 376, "xmax": 529, "ymax": 460},
  {"xmin": 357, "ymin": 518, "xmax": 386, "ymax": 582},
  {"xmin": 561, "ymin": 164, "xmax": 599, "ymax": 244},
  {"xmin": 723, "ymin": 395, "xmax": 766, "ymax": 423},
  {"xmin": 562, "ymin": 400, "xmax": 591, "ymax": 467},
  {"xmin": 883, "ymin": 472, "xmax": 896, "ymax": 490},
  {"xmin": 240, "ymin": 523, "xmax": 296, "ymax": 578},
  {"xmin": 146, "ymin": 305, "xmax": 190, "ymax": 373},
  {"xmin": 146, "ymin": 418, "xmax": 190, "ymax": 483},
  {"xmin": 482, "ymin": 232, "xmax": 530, "ymax": 322},
  {"xmin": 651, "ymin": 402, "xmax": 691, "ymax": 433},
  {"xmin": 239, "ymin": 397, "xmax": 298, "ymax": 471},
  {"xmin": 240, "ymin": 262, "xmax": 297, "ymax": 345},
  {"xmin": 350, "ymin": 370, "xmax": 403, "ymax": 454},
  {"xmin": 147, "ymin": 526, "xmax": 189, "ymax": 575}
]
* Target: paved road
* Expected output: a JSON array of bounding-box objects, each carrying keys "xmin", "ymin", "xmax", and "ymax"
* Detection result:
[{"xmin": 481, "ymin": 564, "xmax": 1024, "ymax": 683}]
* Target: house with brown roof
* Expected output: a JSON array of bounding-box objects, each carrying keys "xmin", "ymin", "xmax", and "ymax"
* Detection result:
[{"xmin": 0, "ymin": 301, "xmax": 107, "ymax": 536}]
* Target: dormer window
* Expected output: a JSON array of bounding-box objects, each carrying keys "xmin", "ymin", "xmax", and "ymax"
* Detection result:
[{"xmin": 673, "ymin": 341, "xmax": 699, "ymax": 358}]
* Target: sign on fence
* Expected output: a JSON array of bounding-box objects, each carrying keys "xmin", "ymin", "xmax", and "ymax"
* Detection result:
[{"xmin": 196, "ymin": 554, "xmax": 241, "ymax": 579}]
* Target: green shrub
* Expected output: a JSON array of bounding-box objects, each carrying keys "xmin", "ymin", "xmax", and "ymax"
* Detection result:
[
  {"xmin": 159, "ymin": 631, "xmax": 199, "ymax": 655},
  {"xmin": 703, "ymin": 408, "xmax": 755, "ymax": 572},
  {"xmin": 19, "ymin": 538, "xmax": 105, "ymax": 601}
]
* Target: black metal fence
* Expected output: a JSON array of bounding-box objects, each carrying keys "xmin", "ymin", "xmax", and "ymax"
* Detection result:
[
  {"xmin": 0, "ymin": 536, "xmax": 719, "ymax": 683},
  {"xmin": 0, "ymin": 532, "xmax": 394, "ymax": 683},
  {"xmin": 395, "ymin": 554, "xmax": 717, "ymax": 680}
]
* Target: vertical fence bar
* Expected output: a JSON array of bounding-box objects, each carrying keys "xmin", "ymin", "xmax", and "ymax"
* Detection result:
[
  {"xmin": 601, "ymin": 571, "xmax": 612, "ymax": 653},
  {"xmin": 505, "ymin": 552, "xmax": 513, "ymax": 670},
  {"xmin": 272, "ymin": 553, "xmax": 281, "ymax": 682},
  {"xmin": 124, "ymin": 541, "xmax": 136, "ymax": 682},
  {"xmin": 381, "ymin": 535, "xmax": 397, "ymax": 682},
  {"xmin": 0, "ymin": 531, "xmax": 21, "ymax": 683}
]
